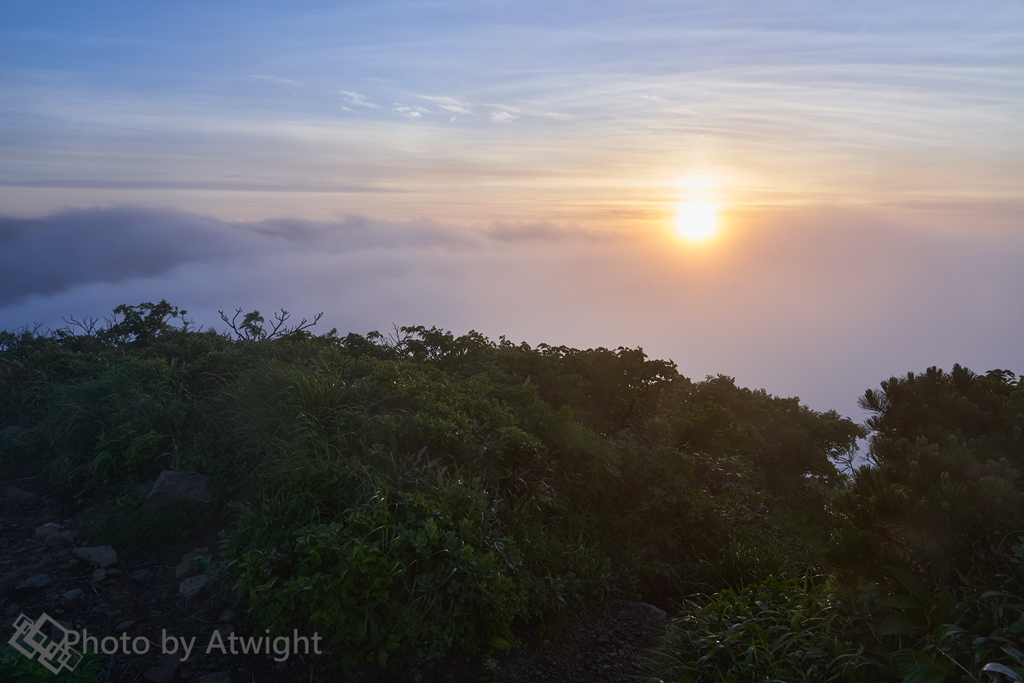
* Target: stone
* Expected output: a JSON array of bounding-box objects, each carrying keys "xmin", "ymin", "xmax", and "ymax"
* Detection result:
[
  {"xmin": 144, "ymin": 654, "xmax": 181, "ymax": 682},
  {"xmin": 34, "ymin": 523, "xmax": 63, "ymax": 542},
  {"xmin": 143, "ymin": 471, "xmax": 215, "ymax": 509},
  {"xmin": 218, "ymin": 610, "xmax": 235, "ymax": 623},
  {"xmin": 157, "ymin": 653, "xmax": 182, "ymax": 668},
  {"xmin": 596, "ymin": 633, "xmax": 610, "ymax": 644},
  {"xmin": 61, "ymin": 588, "xmax": 84, "ymax": 602},
  {"xmin": 179, "ymin": 574, "xmax": 210, "ymax": 601},
  {"xmin": 197, "ymin": 673, "xmax": 232, "ymax": 683},
  {"xmin": 636, "ymin": 601, "xmax": 667, "ymax": 621},
  {"xmin": 90, "ymin": 568, "xmax": 107, "ymax": 583},
  {"xmin": 105, "ymin": 568, "xmax": 122, "ymax": 577},
  {"xmin": 44, "ymin": 530, "xmax": 77, "ymax": 548},
  {"xmin": 143, "ymin": 664, "xmax": 178, "ymax": 683},
  {"xmin": 115, "ymin": 620, "xmax": 136, "ymax": 632},
  {"xmin": 131, "ymin": 569, "xmax": 154, "ymax": 582},
  {"xmin": 4, "ymin": 603, "xmax": 20, "ymax": 617},
  {"xmin": 73, "ymin": 546, "xmax": 118, "ymax": 568},
  {"xmin": 16, "ymin": 573, "xmax": 51, "ymax": 591},
  {"xmin": 0, "ymin": 425, "xmax": 23, "ymax": 439},
  {"xmin": 4, "ymin": 486, "xmax": 38, "ymax": 504},
  {"xmin": 175, "ymin": 562, "xmax": 197, "ymax": 580}
]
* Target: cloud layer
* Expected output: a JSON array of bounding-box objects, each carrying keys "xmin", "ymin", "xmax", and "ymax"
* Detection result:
[{"xmin": 1, "ymin": 205, "xmax": 1021, "ymax": 424}]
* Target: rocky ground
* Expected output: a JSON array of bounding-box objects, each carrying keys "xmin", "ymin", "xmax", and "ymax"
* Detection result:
[{"xmin": 1, "ymin": 481, "xmax": 671, "ymax": 682}]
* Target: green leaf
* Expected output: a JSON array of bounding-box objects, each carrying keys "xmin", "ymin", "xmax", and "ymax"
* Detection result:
[
  {"xmin": 487, "ymin": 637, "xmax": 512, "ymax": 650},
  {"xmin": 884, "ymin": 594, "xmax": 926, "ymax": 610},
  {"xmin": 879, "ymin": 612, "xmax": 927, "ymax": 636},
  {"xmin": 932, "ymin": 624, "xmax": 966, "ymax": 644},
  {"xmin": 885, "ymin": 566, "xmax": 935, "ymax": 609},
  {"xmin": 981, "ymin": 663, "xmax": 1023, "ymax": 682},
  {"xmin": 891, "ymin": 649, "xmax": 950, "ymax": 683}
]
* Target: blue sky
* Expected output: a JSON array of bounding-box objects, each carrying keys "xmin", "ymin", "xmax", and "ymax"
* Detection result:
[{"xmin": 1, "ymin": 0, "xmax": 1022, "ymax": 421}]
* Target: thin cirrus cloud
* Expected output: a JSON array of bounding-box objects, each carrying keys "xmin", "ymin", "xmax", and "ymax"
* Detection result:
[{"xmin": 340, "ymin": 90, "xmax": 379, "ymax": 108}]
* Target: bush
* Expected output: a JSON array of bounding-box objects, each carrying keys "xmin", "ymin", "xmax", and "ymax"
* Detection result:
[
  {"xmin": 235, "ymin": 475, "xmax": 524, "ymax": 669},
  {"xmin": 655, "ymin": 576, "xmax": 882, "ymax": 683}
]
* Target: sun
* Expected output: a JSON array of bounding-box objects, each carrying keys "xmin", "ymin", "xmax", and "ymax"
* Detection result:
[{"xmin": 674, "ymin": 201, "xmax": 719, "ymax": 242}]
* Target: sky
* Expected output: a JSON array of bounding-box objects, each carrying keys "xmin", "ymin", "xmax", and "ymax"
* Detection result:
[{"xmin": 1, "ymin": 0, "xmax": 1022, "ymax": 425}]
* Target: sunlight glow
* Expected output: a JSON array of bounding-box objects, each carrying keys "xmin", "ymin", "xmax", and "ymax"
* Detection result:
[{"xmin": 675, "ymin": 201, "xmax": 719, "ymax": 242}]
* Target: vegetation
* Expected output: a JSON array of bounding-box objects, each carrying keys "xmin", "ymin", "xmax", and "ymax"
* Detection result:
[{"xmin": 2, "ymin": 300, "xmax": 1021, "ymax": 680}]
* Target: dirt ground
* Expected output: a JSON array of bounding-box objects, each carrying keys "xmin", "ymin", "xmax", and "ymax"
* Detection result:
[{"xmin": 1, "ymin": 482, "xmax": 670, "ymax": 683}]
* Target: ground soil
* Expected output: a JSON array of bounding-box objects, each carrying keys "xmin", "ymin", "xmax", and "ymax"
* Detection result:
[{"xmin": 2, "ymin": 482, "xmax": 670, "ymax": 682}]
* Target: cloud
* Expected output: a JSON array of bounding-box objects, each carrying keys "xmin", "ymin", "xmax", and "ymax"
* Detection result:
[
  {"xmin": 393, "ymin": 105, "xmax": 430, "ymax": 119},
  {"xmin": 1, "ymin": 204, "xmax": 1021, "ymax": 426},
  {"xmin": 0, "ymin": 207, "xmax": 476, "ymax": 308},
  {"xmin": 490, "ymin": 110, "xmax": 518, "ymax": 123},
  {"xmin": 439, "ymin": 104, "xmax": 473, "ymax": 115},
  {"xmin": 340, "ymin": 90, "xmax": 379, "ymax": 108},
  {"xmin": 485, "ymin": 221, "xmax": 613, "ymax": 243},
  {"xmin": 418, "ymin": 96, "xmax": 474, "ymax": 115}
]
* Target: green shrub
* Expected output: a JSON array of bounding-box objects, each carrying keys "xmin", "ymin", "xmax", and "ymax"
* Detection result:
[
  {"xmin": 235, "ymin": 475, "xmax": 525, "ymax": 670},
  {"xmin": 655, "ymin": 576, "xmax": 882, "ymax": 683}
]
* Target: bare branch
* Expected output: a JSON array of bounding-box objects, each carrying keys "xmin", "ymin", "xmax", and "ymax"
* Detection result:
[
  {"xmin": 269, "ymin": 310, "xmax": 290, "ymax": 338},
  {"xmin": 218, "ymin": 309, "xmax": 247, "ymax": 339},
  {"xmin": 62, "ymin": 315, "xmax": 102, "ymax": 336}
]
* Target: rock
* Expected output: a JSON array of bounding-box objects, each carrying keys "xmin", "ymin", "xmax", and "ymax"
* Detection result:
[
  {"xmin": 197, "ymin": 673, "xmax": 232, "ymax": 683},
  {"xmin": 73, "ymin": 546, "xmax": 118, "ymax": 568},
  {"xmin": 16, "ymin": 573, "xmax": 51, "ymax": 591},
  {"xmin": 175, "ymin": 562, "xmax": 197, "ymax": 580},
  {"xmin": 143, "ymin": 664, "xmax": 178, "ymax": 683},
  {"xmin": 157, "ymin": 653, "xmax": 181, "ymax": 667},
  {"xmin": 90, "ymin": 568, "xmax": 107, "ymax": 583},
  {"xmin": 143, "ymin": 471, "xmax": 215, "ymax": 509},
  {"xmin": 131, "ymin": 569, "xmax": 154, "ymax": 582},
  {"xmin": 0, "ymin": 425, "xmax": 23, "ymax": 439},
  {"xmin": 4, "ymin": 603, "xmax": 20, "ymax": 617},
  {"xmin": 115, "ymin": 620, "xmax": 135, "ymax": 632},
  {"xmin": 179, "ymin": 574, "xmax": 210, "ymax": 601},
  {"xmin": 106, "ymin": 568, "xmax": 122, "ymax": 577},
  {"xmin": 34, "ymin": 523, "xmax": 63, "ymax": 542},
  {"xmin": 218, "ymin": 610, "xmax": 235, "ymax": 623},
  {"xmin": 3, "ymin": 486, "xmax": 37, "ymax": 504},
  {"xmin": 61, "ymin": 588, "xmax": 84, "ymax": 601},
  {"xmin": 144, "ymin": 654, "xmax": 181, "ymax": 682},
  {"xmin": 635, "ymin": 602, "xmax": 667, "ymax": 621},
  {"xmin": 44, "ymin": 530, "xmax": 77, "ymax": 548}
]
